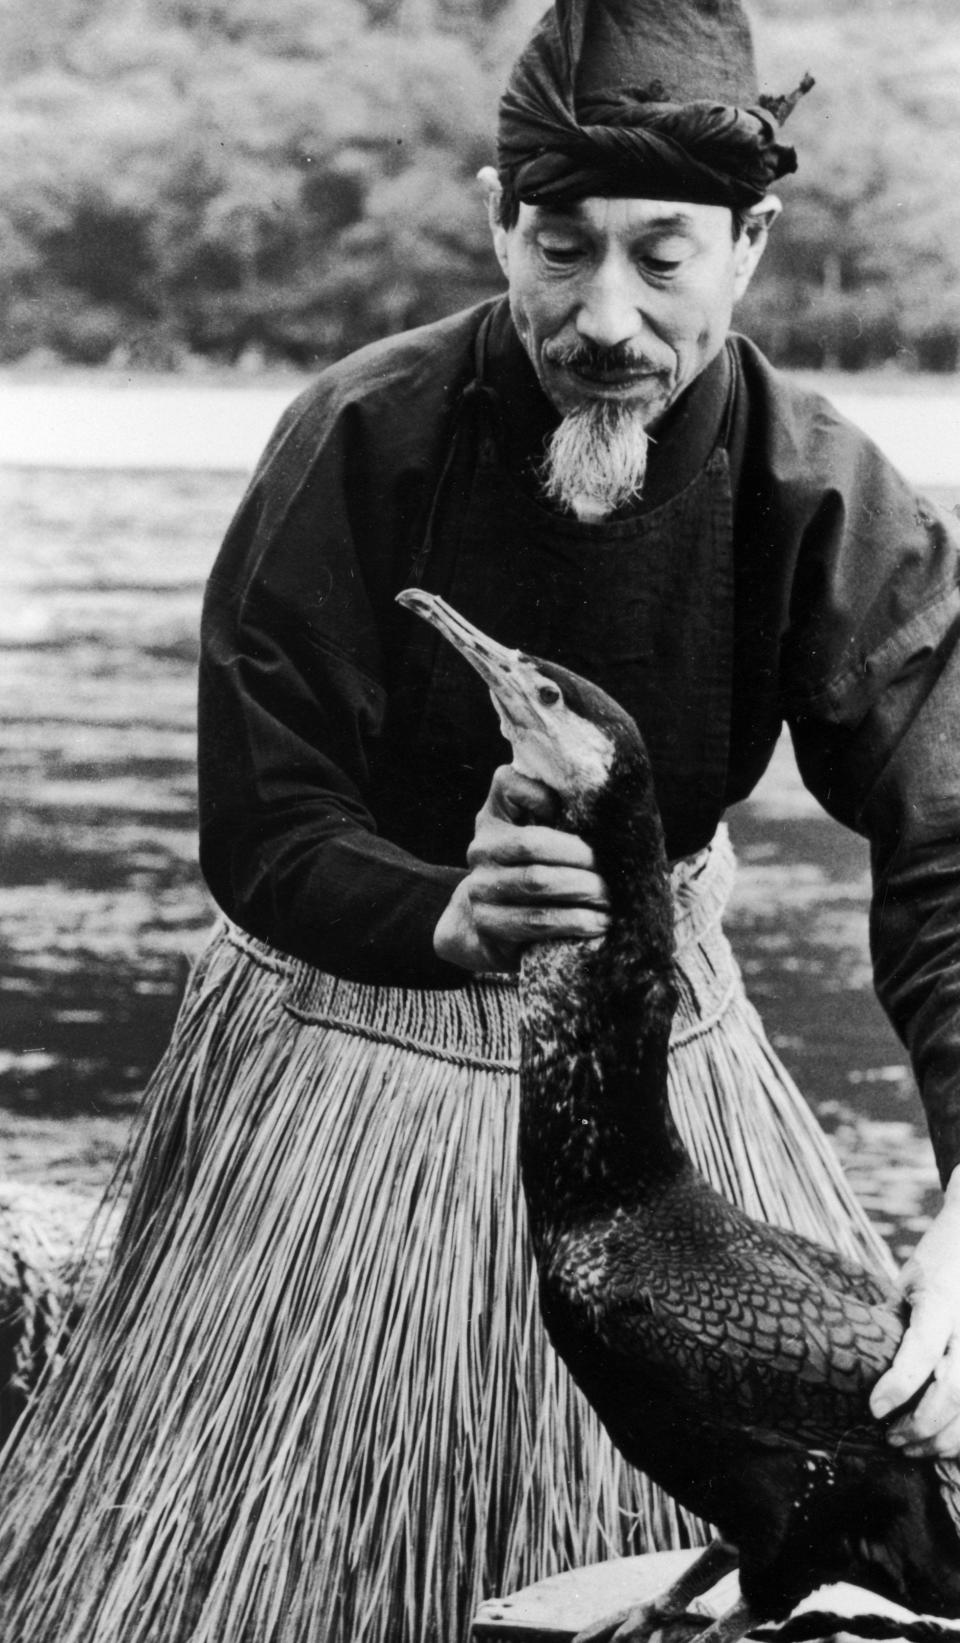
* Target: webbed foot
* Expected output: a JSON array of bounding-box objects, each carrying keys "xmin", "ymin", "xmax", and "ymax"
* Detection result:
[{"xmin": 573, "ymin": 1604, "xmax": 711, "ymax": 1643}]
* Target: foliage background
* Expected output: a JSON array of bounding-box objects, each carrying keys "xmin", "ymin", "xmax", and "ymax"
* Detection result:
[{"xmin": 1, "ymin": 0, "xmax": 958, "ymax": 371}]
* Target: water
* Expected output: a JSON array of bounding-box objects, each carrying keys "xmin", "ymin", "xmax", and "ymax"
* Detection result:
[
  {"xmin": 1, "ymin": 380, "xmax": 958, "ymax": 1254},
  {"xmin": 727, "ymin": 796, "xmax": 941, "ymax": 1257},
  {"xmin": 0, "ymin": 466, "xmax": 230, "ymax": 1194}
]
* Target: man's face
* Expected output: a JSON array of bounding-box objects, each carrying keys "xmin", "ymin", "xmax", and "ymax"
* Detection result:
[{"xmin": 490, "ymin": 193, "xmax": 770, "ymax": 425}]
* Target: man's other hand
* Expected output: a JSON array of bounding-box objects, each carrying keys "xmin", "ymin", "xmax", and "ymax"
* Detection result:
[
  {"xmin": 434, "ymin": 765, "xmax": 609, "ymax": 973},
  {"xmin": 870, "ymin": 1164, "xmax": 960, "ymax": 1458}
]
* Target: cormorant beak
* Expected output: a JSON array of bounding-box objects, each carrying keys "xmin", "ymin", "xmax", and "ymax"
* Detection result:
[
  {"xmin": 397, "ymin": 589, "xmax": 548, "ymax": 731},
  {"xmin": 396, "ymin": 588, "xmax": 615, "ymax": 798}
]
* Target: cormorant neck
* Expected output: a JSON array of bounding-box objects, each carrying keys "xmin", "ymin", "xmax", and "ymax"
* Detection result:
[{"xmin": 518, "ymin": 755, "xmax": 691, "ymax": 1237}]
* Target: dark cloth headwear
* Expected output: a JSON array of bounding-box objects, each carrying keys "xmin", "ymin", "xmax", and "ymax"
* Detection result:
[{"xmin": 498, "ymin": 0, "xmax": 809, "ymax": 211}]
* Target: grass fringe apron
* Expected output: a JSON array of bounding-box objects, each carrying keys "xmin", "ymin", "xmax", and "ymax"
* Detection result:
[{"xmin": 0, "ymin": 826, "xmax": 892, "ymax": 1643}]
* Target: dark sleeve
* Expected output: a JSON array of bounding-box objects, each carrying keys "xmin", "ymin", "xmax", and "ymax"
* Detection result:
[
  {"xmin": 197, "ymin": 370, "xmax": 467, "ymax": 988},
  {"xmin": 770, "ymin": 398, "xmax": 960, "ymax": 1186}
]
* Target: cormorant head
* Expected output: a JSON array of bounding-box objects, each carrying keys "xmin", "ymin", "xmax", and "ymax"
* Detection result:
[{"xmin": 397, "ymin": 589, "xmax": 645, "ymax": 818}]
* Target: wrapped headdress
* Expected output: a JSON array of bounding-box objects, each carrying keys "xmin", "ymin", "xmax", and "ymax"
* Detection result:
[{"xmin": 497, "ymin": 0, "xmax": 811, "ymax": 211}]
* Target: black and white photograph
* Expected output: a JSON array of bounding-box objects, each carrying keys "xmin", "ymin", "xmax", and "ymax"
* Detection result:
[{"xmin": 2, "ymin": 1, "xmax": 960, "ymax": 1639}]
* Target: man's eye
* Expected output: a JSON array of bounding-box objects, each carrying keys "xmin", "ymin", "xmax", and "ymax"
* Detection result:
[
  {"xmin": 538, "ymin": 243, "xmax": 583, "ymax": 266},
  {"xmin": 644, "ymin": 257, "xmax": 682, "ymax": 276}
]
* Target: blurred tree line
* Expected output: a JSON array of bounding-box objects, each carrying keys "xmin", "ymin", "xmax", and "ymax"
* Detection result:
[{"xmin": 1, "ymin": 0, "xmax": 958, "ymax": 372}]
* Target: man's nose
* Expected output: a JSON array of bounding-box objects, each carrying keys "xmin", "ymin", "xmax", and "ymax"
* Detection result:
[{"xmin": 575, "ymin": 261, "xmax": 644, "ymax": 350}]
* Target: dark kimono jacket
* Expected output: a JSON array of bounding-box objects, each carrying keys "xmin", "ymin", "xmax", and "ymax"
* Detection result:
[{"xmin": 199, "ymin": 297, "xmax": 960, "ymax": 1184}]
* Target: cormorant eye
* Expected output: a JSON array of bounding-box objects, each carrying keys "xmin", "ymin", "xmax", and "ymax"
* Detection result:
[{"xmin": 537, "ymin": 683, "xmax": 561, "ymax": 707}]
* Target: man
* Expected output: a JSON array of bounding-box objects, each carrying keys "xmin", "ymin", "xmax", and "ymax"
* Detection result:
[
  {"xmin": 202, "ymin": 0, "xmax": 960, "ymax": 1455},
  {"xmin": 2, "ymin": 3, "xmax": 960, "ymax": 1641}
]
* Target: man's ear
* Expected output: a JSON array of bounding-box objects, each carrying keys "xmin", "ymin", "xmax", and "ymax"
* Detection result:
[
  {"xmin": 732, "ymin": 193, "xmax": 781, "ymax": 300},
  {"xmin": 477, "ymin": 165, "xmax": 510, "ymax": 278}
]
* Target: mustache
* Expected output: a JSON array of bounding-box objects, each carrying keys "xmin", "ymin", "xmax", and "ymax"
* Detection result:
[{"xmin": 544, "ymin": 339, "xmax": 657, "ymax": 375}]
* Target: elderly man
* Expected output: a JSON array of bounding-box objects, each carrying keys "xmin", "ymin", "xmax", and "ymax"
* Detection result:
[{"xmin": 2, "ymin": 3, "xmax": 960, "ymax": 1641}]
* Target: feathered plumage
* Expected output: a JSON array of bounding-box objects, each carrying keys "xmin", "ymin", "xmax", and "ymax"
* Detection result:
[{"xmin": 397, "ymin": 588, "xmax": 960, "ymax": 1643}]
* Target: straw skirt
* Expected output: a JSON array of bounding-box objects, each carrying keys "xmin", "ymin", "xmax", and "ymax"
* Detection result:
[{"xmin": 0, "ymin": 827, "xmax": 892, "ymax": 1643}]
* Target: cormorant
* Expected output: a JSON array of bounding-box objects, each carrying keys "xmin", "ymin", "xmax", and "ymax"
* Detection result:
[{"xmin": 397, "ymin": 588, "xmax": 960, "ymax": 1643}]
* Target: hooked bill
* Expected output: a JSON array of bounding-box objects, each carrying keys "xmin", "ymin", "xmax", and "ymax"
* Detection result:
[{"xmin": 395, "ymin": 588, "xmax": 616, "ymax": 799}]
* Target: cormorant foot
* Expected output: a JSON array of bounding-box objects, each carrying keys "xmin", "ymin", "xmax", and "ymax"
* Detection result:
[{"xmin": 573, "ymin": 1603, "xmax": 713, "ymax": 1643}]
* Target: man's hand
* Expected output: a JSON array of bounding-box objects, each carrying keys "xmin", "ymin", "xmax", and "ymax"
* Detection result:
[
  {"xmin": 434, "ymin": 765, "xmax": 609, "ymax": 973},
  {"xmin": 870, "ymin": 1164, "xmax": 960, "ymax": 1457}
]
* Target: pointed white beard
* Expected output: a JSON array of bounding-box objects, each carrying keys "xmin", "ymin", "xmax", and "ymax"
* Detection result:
[{"xmin": 540, "ymin": 400, "xmax": 651, "ymax": 523}]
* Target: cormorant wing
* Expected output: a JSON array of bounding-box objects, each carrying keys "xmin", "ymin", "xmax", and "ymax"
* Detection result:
[
  {"xmin": 549, "ymin": 1186, "xmax": 905, "ymax": 1455},
  {"xmin": 750, "ymin": 1216, "xmax": 898, "ymax": 1311}
]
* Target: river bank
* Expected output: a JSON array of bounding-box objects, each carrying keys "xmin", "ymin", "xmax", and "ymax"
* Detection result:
[{"xmin": 1, "ymin": 368, "xmax": 960, "ymax": 486}]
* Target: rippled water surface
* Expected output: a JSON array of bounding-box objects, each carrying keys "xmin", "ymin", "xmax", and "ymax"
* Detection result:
[
  {"xmin": 0, "ymin": 466, "xmax": 229, "ymax": 1193},
  {"xmin": 1, "ymin": 419, "xmax": 958, "ymax": 1257}
]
